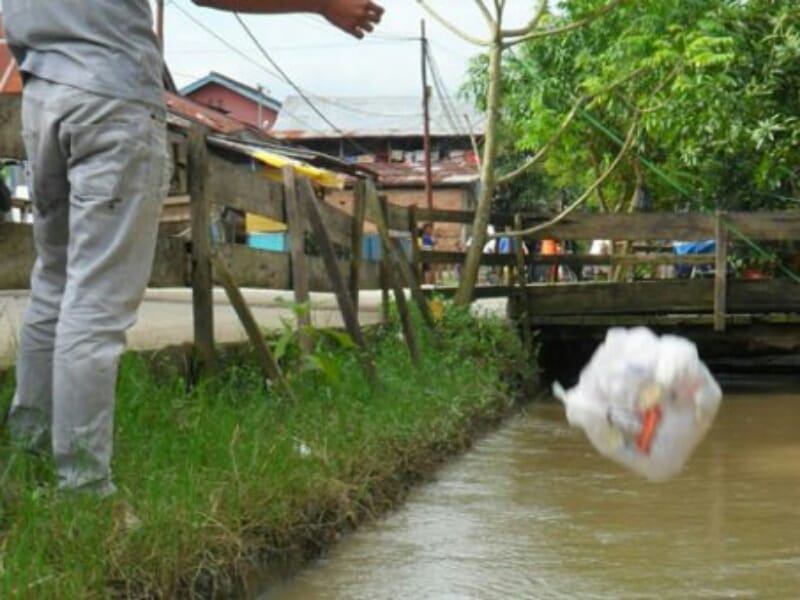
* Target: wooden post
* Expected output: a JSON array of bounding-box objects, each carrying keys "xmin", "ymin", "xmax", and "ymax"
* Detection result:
[
  {"xmin": 368, "ymin": 184, "xmax": 435, "ymax": 330},
  {"xmin": 188, "ymin": 127, "xmax": 215, "ymax": 371},
  {"xmin": 350, "ymin": 180, "xmax": 367, "ymax": 311},
  {"xmin": 408, "ymin": 205, "xmax": 422, "ymax": 282},
  {"xmin": 514, "ymin": 214, "xmax": 532, "ymax": 348},
  {"xmin": 362, "ymin": 184, "xmax": 419, "ymax": 362},
  {"xmin": 714, "ymin": 210, "xmax": 728, "ymax": 332},
  {"xmin": 298, "ymin": 177, "xmax": 375, "ymax": 379},
  {"xmin": 283, "ymin": 165, "xmax": 313, "ymax": 355},
  {"xmin": 211, "ymin": 252, "xmax": 294, "ymax": 398},
  {"xmin": 379, "ymin": 251, "xmax": 391, "ymax": 325},
  {"xmin": 386, "ymin": 253, "xmax": 421, "ymax": 365}
]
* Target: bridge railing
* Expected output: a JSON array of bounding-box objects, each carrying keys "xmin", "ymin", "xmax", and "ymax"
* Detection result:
[{"xmin": 408, "ymin": 207, "xmax": 800, "ymax": 332}]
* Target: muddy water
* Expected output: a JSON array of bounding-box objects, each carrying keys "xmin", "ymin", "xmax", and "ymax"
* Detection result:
[{"xmin": 263, "ymin": 390, "xmax": 800, "ymax": 599}]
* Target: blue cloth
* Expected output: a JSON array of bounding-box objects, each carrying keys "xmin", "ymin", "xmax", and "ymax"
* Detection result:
[{"xmin": 673, "ymin": 240, "xmax": 715, "ymax": 255}]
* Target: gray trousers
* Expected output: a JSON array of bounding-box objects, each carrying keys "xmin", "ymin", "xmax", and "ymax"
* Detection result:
[{"xmin": 7, "ymin": 77, "xmax": 169, "ymax": 493}]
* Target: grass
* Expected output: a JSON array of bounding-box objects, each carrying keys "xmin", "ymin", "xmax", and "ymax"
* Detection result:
[{"xmin": 0, "ymin": 306, "xmax": 532, "ymax": 598}]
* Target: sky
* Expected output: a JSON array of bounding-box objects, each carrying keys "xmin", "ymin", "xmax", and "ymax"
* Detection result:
[{"xmin": 156, "ymin": 0, "xmax": 537, "ymax": 102}]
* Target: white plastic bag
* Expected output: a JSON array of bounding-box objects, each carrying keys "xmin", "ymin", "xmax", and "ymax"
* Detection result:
[{"xmin": 553, "ymin": 327, "xmax": 722, "ymax": 481}]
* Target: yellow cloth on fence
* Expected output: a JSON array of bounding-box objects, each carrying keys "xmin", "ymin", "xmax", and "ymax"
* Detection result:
[{"xmin": 250, "ymin": 149, "xmax": 345, "ymax": 190}]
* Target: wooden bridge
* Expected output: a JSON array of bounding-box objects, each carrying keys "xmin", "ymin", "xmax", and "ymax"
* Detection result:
[{"xmin": 409, "ymin": 207, "xmax": 800, "ymax": 379}]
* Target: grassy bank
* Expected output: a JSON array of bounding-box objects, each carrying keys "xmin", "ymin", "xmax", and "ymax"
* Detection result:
[{"xmin": 0, "ymin": 307, "xmax": 531, "ymax": 598}]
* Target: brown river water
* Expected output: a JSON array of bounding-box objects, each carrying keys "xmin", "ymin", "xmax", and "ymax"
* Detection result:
[{"xmin": 262, "ymin": 385, "xmax": 800, "ymax": 599}]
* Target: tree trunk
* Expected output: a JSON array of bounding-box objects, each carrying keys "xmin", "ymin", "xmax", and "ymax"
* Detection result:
[{"xmin": 454, "ymin": 32, "xmax": 503, "ymax": 306}]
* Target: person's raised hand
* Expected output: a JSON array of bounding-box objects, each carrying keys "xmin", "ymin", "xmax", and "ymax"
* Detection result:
[{"xmin": 321, "ymin": 0, "xmax": 384, "ymax": 39}]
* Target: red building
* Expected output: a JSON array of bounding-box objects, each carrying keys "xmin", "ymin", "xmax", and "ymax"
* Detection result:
[{"xmin": 180, "ymin": 72, "xmax": 282, "ymax": 131}]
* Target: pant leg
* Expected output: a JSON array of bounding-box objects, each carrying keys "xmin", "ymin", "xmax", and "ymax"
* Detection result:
[
  {"xmin": 7, "ymin": 78, "xmax": 71, "ymax": 450},
  {"xmin": 47, "ymin": 85, "xmax": 168, "ymax": 492}
]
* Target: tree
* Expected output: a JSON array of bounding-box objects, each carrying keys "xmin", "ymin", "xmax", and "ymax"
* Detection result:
[
  {"xmin": 478, "ymin": 0, "xmax": 800, "ymax": 215},
  {"xmin": 417, "ymin": 0, "xmax": 627, "ymax": 305}
]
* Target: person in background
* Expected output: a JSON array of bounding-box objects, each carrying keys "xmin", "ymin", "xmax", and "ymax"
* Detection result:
[
  {"xmin": 420, "ymin": 222, "xmax": 436, "ymax": 284},
  {"xmin": 3, "ymin": 0, "xmax": 384, "ymax": 496}
]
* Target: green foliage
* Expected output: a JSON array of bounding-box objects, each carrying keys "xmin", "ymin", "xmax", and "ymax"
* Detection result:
[{"xmin": 465, "ymin": 0, "xmax": 800, "ymax": 212}]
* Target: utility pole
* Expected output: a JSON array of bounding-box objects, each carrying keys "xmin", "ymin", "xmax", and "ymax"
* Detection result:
[
  {"xmin": 421, "ymin": 20, "xmax": 434, "ymax": 212},
  {"xmin": 156, "ymin": 0, "xmax": 165, "ymax": 53}
]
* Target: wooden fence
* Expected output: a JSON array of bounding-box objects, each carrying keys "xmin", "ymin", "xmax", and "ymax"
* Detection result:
[{"xmin": 407, "ymin": 206, "xmax": 800, "ymax": 333}]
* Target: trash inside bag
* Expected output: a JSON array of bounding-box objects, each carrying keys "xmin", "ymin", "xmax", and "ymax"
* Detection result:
[{"xmin": 553, "ymin": 327, "xmax": 722, "ymax": 481}]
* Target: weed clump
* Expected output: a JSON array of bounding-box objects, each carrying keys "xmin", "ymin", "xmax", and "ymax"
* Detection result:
[{"xmin": 0, "ymin": 304, "xmax": 530, "ymax": 597}]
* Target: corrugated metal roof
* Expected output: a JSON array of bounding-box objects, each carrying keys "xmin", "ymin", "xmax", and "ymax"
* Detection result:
[
  {"xmin": 166, "ymin": 92, "xmax": 256, "ymax": 135},
  {"xmin": 368, "ymin": 161, "xmax": 479, "ymax": 188},
  {"xmin": 272, "ymin": 96, "xmax": 485, "ymax": 140}
]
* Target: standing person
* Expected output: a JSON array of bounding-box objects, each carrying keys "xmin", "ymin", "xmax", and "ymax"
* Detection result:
[
  {"xmin": 3, "ymin": 0, "xmax": 384, "ymax": 496},
  {"xmin": 420, "ymin": 222, "xmax": 436, "ymax": 285}
]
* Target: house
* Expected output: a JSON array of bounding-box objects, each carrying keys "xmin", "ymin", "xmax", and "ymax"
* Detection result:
[
  {"xmin": 271, "ymin": 96, "xmax": 484, "ymax": 251},
  {"xmin": 181, "ymin": 71, "xmax": 282, "ymax": 132}
]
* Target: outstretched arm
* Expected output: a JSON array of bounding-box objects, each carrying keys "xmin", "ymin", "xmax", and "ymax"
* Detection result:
[{"xmin": 191, "ymin": 0, "xmax": 384, "ymax": 38}]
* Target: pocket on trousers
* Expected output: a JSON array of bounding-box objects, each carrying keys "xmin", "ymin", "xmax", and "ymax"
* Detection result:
[{"xmin": 66, "ymin": 118, "xmax": 151, "ymax": 205}]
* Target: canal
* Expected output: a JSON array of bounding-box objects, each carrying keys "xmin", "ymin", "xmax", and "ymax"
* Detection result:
[{"xmin": 263, "ymin": 384, "xmax": 800, "ymax": 599}]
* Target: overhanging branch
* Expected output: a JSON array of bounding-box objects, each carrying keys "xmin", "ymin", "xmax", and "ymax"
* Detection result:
[
  {"xmin": 497, "ymin": 65, "xmax": 649, "ymax": 185},
  {"xmin": 501, "ymin": 0, "xmax": 548, "ymax": 38},
  {"xmin": 416, "ymin": 0, "xmax": 491, "ymax": 46},
  {"xmin": 474, "ymin": 0, "xmax": 496, "ymax": 26},
  {"xmin": 498, "ymin": 115, "xmax": 640, "ymax": 239},
  {"xmin": 503, "ymin": 0, "xmax": 627, "ymax": 49}
]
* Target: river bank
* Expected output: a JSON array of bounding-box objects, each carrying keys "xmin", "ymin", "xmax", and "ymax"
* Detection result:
[{"xmin": 0, "ymin": 307, "xmax": 533, "ymax": 597}]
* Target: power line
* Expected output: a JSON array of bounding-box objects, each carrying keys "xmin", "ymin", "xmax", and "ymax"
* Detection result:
[
  {"xmin": 169, "ymin": 1, "xmax": 286, "ymax": 89},
  {"xmin": 169, "ymin": 1, "xmax": 423, "ymax": 123},
  {"xmin": 427, "ymin": 46, "xmax": 472, "ymax": 137},
  {"xmin": 233, "ymin": 13, "xmax": 412, "ymax": 175},
  {"xmin": 234, "ymin": 13, "xmax": 346, "ymax": 136}
]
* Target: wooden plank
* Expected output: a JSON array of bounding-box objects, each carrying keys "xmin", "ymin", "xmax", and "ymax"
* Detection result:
[
  {"xmin": 415, "ymin": 208, "xmax": 800, "ymax": 241},
  {"xmin": 350, "ymin": 181, "xmax": 367, "ymax": 310},
  {"xmin": 0, "ymin": 223, "xmax": 35, "ymax": 289},
  {"xmin": 527, "ymin": 313, "xmax": 800, "ymax": 327},
  {"xmin": 420, "ymin": 250, "xmax": 716, "ymax": 267},
  {"xmin": 415, "ymin": 208, "xmax": 520, "ymax": 227},
  {"xmin": 726, "ymin": 211, "xmax": 800, "ymax": 241},
  {"xmin": 216, "ymin": 244, "xmax": 291, "ymax": 289},
  {"xmin": 517, "ymin": 279, "xmax": 800, "ymax": 317},
  {"xmin": 523, "ymin": 280, "xmax": 712, "ymax": 316},
  {"xmin": 372, "ymin": 189, "xmax": 435, "ymax": 329},
  {"xmin": 284, "ymin": 166, "xmax": 312, "ymax": 355},
  {"xmin": 315, "ymin": 198, "xmax": 355, "ymax": 249},
  {"xmin": 415, "ymin": 208, "xmax": 477, "ymax": 225},
  {"xmin": 515, "ymin": 214, "xmax": 532, "ymax": 348},
  {"xmin": 368, "ymin": 187, "xmax": 421, "ymax": 362},
  {"xmin": 299, "ymin": 177, "xmax": 375, "ymax": 379},
  {"xmin": 0, "ymin": 95, "xmax": 24, "ymax": 159},
  {"xmin": 714, "ymin": 211, "xmax": 728, "ymax": 332},
  {"xmin": 409, "ymin": 205, "xmax": 422, "ymax": 282},
  {"xmin": 519, "ymin": 212, "xmax": 715, "ymax": 241},
  {"xmin": 188, "ymin": 128, "xmax": 215, "ymax": 370},
  {"xmin": 365, "ymin": 195, "xmax": 410, "ymax": 232},
  {"xmin": 150, "ymin": 234, "xmax": 189, "ymax": 287},
  {"xmin": 211, "ymin": 252, "xmax": 294, "ymax": 398},
  {"xmin": 205, "ymin": 150, "xmax": 284, "ymax": 221},
  {"xmin": 388, "ymin": 262, "xmax": 421, "ymax": 364},
  {"xmin": 728, "ymin": 279, "xmax": 800, "ymax": 313},
  {"xmin": 379, "ymin": 252, "xmax": 391, "ymax": 325}
]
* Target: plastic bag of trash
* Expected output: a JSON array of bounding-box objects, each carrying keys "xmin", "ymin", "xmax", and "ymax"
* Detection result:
[{"xmin": 553, "ymin": 327, "xmax": 722, "ymax": 481}]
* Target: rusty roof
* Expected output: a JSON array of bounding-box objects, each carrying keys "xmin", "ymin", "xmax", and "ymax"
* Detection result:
[
  {"xmin": 272, "ymin": 96, "xmax": 485, "ymax": 140},
  {"xmin": 367, "ymin": 161, "xmax": 479, "ymax": 188}
]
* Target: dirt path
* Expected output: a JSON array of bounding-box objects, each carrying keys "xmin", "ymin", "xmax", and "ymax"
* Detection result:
[{"xmin": 0, "ymin": 288, "xmax": 507, "ymax": 367}]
